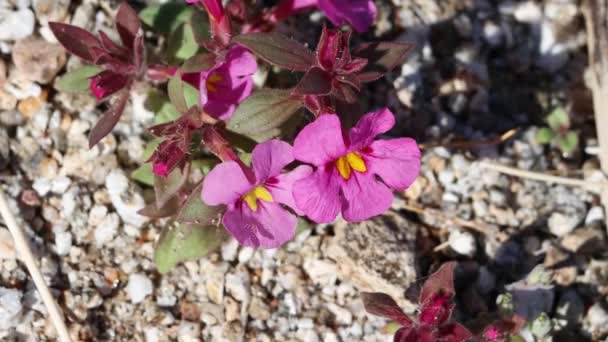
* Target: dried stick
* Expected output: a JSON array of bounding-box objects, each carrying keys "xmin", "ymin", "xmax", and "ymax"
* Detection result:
[
  {"xmin": 0, "ymin": 188, "xmax": 72, "ymax": 342},
  {"xmin": 479, "ymin": 161, "xmax": 599, "ymax": 193},
  {"xmin": 584, "ymin": 0, "xmax": 608, "ymax": 212}
]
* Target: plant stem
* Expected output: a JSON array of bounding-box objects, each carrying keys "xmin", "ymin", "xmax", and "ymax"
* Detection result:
[{"xmin": 0, "ymin": 188, "xmax": 72, "ymax": 342}]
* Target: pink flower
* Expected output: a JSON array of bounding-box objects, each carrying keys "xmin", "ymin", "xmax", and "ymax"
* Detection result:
[
  {"xmin": 292, "ymin": 109, "xmax": 420, "ymax": 223},
  {"xmin": 183, "ymin": 46, "xmax": 257, "ymax": 120},
  {"xmin": 284, "ymin": 0, "xmax": 376, "ymax": 32},
  {"xmin": 89, "ymin": 70, "xmax": 129, "ymax": 100},
  {"xmin": 202, "ymin": 140, "xmax": 312, "ymax": 248}
]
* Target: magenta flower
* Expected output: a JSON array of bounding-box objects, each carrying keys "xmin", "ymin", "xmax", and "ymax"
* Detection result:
[
  {"xmin": 183, "ymin": 46, "xmax": 257, "ymax": 120},
  {"xmin": 279, "ymin": 0, "xmax": 376, "ymax": 32},
  {"xmin": 292, "ymin": 109, "xmax": 420, "ymax": 223},
  {"xmin": 202, "ymin": 140, "xmax": 312, "ymax": 248}
]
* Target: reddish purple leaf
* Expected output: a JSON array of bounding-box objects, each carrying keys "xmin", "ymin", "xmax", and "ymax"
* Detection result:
[
  {"xmin": 293, "ymin": 67, "xmax": 332, "ymax": 96},
  {"xmin": 336, "ymin": 73, "xmax": 362, "ymax": 91},
  {"xmin": 354, "ymin": 41, "xmax": 414, "ymax": 83},
  {"xmin": 234, "ymin": 32, "xmax": 315, "ymax": 71},
  {"xmin": 438, "ymin": 323, "xmax": 474, "ymax": 342},
  {"xmin": 116, "ymin": 2, "xmax": 141, "ymax": 50},
  {"xmin": 88, "ymin": 88, "xmax": 130, "ymax": 148},
  {"xmin": 181, "ymin": 53, "xmax": 216, "ymax": 73},
  {"xmin": 394, "ymin": 327, "xmax": 412, "ymax": 342},
  {"xmin": 360, "ymin": 292, "xmax": 413, "ymax": 327},
  {"xmin": 90, "ymin": 70, "xmax": 129, "ymax": 100},
  {"xmin": 316, "ymin": 26, "xmax": 342, "ymax": 71},
  {"xmin": 420, "ymin": 262, "xmax": 456, "ymax": 307},
  {"xmin": 419, "ymin": 293, "xmax": 454, "ymax": 326},
  {"xmin": 98, "ymin": 30, "xmax": 130, "ymax": 58},
  {"xmin": 49, "ymin": 22, "xmax": 102, "ymax": 63}
]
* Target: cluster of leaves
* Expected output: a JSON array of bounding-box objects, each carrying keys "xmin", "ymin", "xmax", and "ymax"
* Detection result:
[
  {"xmin": 362, "ymin": 263, "xmax": 527, "ymax": 342},
  {"xmin": 49, "ymin": 0, "xmax": 413, "ymax": 273},
  {"xmin": 535, "ymin": 107, "xmax": 578, "ymax": 155}
]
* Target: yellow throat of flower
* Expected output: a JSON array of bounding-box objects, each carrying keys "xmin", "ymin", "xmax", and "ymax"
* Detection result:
[
  {"xmin": 243, "ymin": 185, "xmax": 274, "ymax": 211},
  {"xmin": 206, "ymin": 74, "xmax": 223, "ymax": 93},
  {"xmin": 336, "ymin": 152, "xmax": 367, "ymax": 180}
]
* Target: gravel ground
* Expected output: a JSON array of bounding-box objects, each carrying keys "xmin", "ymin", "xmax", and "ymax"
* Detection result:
[{"xmin": 1, "ymin": 0, "xmax": 607, "ymax": 341}]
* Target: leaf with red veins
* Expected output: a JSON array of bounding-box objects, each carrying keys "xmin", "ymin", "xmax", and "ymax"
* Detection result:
[
  {"xmin": 293, "ymin": 67, "xmax": 333, "ymax": 96},
  {"xmin": 418, "ymin": 292, "xmax": 454, "ymax": 326},
  {"xmin": 115, "ymin": 2, "xmax": 141, "ymax": 50},
  {"xmin": 335, "ymin": 73, "xmax": 362, "ymax": 91},
  {"xmin": 437, "ymin": 323, "xmax": 474, "ymax": 342},
  {"xmin": 354, "ymin": 41, "xmax": 414, "ymax": 83},
  {"xmin": 133, "ymin": 35, "xmax": 146, "ymax": 72},
  {"xmin": 420, "ymin": 262, "xmax": 457, "ymax": 307},
  {"xmin": 360, "ymin": 292, "xmax": 414, "ymax": 327},
  {"xmin": 49, "ymin": 22, "xmax": 102, "ymax": 63},
  {"xmin": 88, "ymin": 88, "xmax": 130, "ymax": 148},
  {"xmin": 341, "ymin": 57, "xmax": 368, "ymax": 74}
]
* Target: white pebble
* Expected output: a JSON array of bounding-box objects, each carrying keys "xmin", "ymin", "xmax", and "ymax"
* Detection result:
[
  {"xmin": 54, "ymin": 231, "xmax": 72, "ymax": 256},
  {"xmin": 126, "ymin": 273, "xmax": 153, "ymax": 304},
  {"xmin": 0, "ymin": 287, "xmax": 22, "ymax": 330},
  {"xmin": 0, "ymin": 9, "xmax": 35, "ymax": 41},
  {"xmin": 449, "ymin": 230, "xmax": 477, "ymax": 256},
  {"xmin": 585, "ymin": 206, "xmax": 604, "ymax": 225}
]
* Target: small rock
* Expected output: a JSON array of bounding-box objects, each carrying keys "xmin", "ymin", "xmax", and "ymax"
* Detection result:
[
  {"xmin": 303, "ymin": 259, "xmax": 338, "ymax": 287},
  {"xmin": 585, "ymin": 206, "xmax": 604, "ymax": 225},
  {"xmin": 225, "ymin": 272, "xmax": 249, "ymax": 303},
  {"xmin": 560, "ymin": 226, "xmax": 605, "ymax": 254},
  {"xmin": 585, "ymin": 302, "xmax": 608, "ymax": 337},
  {"xmin": 325, "ymin": 212, "xmax": 419, "ymax": 310},
  {"xmin": 126, "ymin": 273, "xmax": 153, "ymax": 304},
  {"xmin": 548, "ymin": 212, "xmax": 581, "ymax": 237},
  {"xmin": 0, "ymin": 9, "xmax": 35, "ymax": 41},
  {"xmin": 0, "ymin": 228, "xmax": 16, "ymax": 260},
  {"xmin": 33, "ymin": 0, "xmax": 70, "ymax": 24},
  {"xmin": 52, "ymin": 176, "xmax": 71, "ymax": 194},
  {"xmin": 448, "ymin": 230, "xmax": 477, "ymax": 256},
  {"xmin": 105, "ymin": 170, "xmax": 147, "ymax": 227},
  {"xmin": 556, "ymin": 289, "xmax": 584, "ymax": 326},
  {"xmin": 204, "ymin": 261, "xmax": 228, "ymax": 305},
  {"xmin": 248, "ymin": 297, "xmax": 271, "ymax": 321},
  {"xmin": 32, "ymin": 178, "xmax": 52, "ymax": 197},
  {"xmin": 0, "ymin": 287, "xmax": 22, "ymax": 330},
  {"xmin": 221, "ymin": 238, "xmax": 239, "ymax": 262},
  {"xmin": 94, "ymin": 213, "xmax": 119, "ymax": 247},
  {"xmin": 513, "ymin": 1, "xmax": 542, "ymax": 23},
  {"xmin": 0, "ymin": 59, "xmax": 6, "ymax": 87},
  {"xmin": 179, "ymin": 302, "xmax": 201, "ymax": 322},
  {"xmin": 12, "ymin": 37, "xmax": 66, "ymax": 84},
  {"xmin": 54, "ymin": 231, "xmax": 72, "ymax": 256},
  {"xmin": 18, "ymin": 89, "xmax": 48, "ymax": 118},
  {"xmin": 326, "ymin": 303, "xmax": 353, "ymax": 325}
]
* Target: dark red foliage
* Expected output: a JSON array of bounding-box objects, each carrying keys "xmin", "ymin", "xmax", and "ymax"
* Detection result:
[
  {"xmin": 362, "ymin": 262, "xmax": 526, "ymax": 342},
  {"xmin": 362, "ymin": 262, "xmax": 473, "ymax": 342},
  {"xmin": 50, "ymin": 2, "xmax": 145, "ymax": 147}
]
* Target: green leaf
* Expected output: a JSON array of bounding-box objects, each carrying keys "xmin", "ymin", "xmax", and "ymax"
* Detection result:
[
  {"xmin": 145, "ymin": 91, "xmax": 181, "ymax": 125},
  {"xmin": 168, "ymin": 73, "xmax": 188, "ymax": 113},
  {"xmin": 535, "ymin": 127, "xmax": 555, "ymax": 145},
  {"xmin": 155, "ymin": 222, "xmax": 225, "ymax": 273},
  {"xmin": 547, "ymin": 107, "xmax": 570, "ymax": 130},
  {"xmin": 139, "ymin": 2, "xmax": 193, "ymax": 34},
  {"xmin": 558, "ymin": 131, "xmax": 578, "ymax": 154},
  {"xmin": 296, "ymin": 218, "xmax": 313, "ymax": 235},
  {"xmin": 131, "ymin": 139, "xmax": 161, "ymax": 186},
  {"xmin": 191, "ymin": 159, "xmax": 218, "ymax": 173},
  {"xmin": 167, "ymin": 22, "xmax": 199, "ymax": 62},
  {"xmin": 55, "ymin": 65, "xmax": 103, "ymax": 93},
  {"xmin": 177, "ymin": 181, "xmax": 224, "ymax": 225},
  {"xmin": 181, "ymin": 53, "xmax": 216, "ymax": 73},
  {"xmin": 227, "ymin": 88, "xmax": 304, "ymax": 142},
  {"xmin": 190, "ymin": 8, "xmax": 211, "ymax": 45},
  {"xmin": 183, "ymin": 81, "xmax": 200, "ymax": 109}
]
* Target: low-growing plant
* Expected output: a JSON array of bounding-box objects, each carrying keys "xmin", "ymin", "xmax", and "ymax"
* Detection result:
[
  {"xmin": 535, "ymin": 107, "xmax": 579, "ymax": 155},
  {"xmin": 361, "ymin": 262, "xmax": 526, "ymax": 342},
  {"xmin": 49, "ymin": 0, "xmax": 420, "ymax": 272}
]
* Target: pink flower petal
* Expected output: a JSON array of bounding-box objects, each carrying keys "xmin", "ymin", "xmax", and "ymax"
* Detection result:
[
  {"xmin": 317, "ymin": 0, "xmax": 376, "ymax": 33},
  {"xmin": 348, "ymin": 108, "xmax": 395, "ymax": 151},
  {"xmin": 290, "ymin": 0, "xmax": 318, "ymax": 10},
  {"xmin": 293, "ymin": 166, "xmax": 342, "ymax": 223},
  {"xmin": 222, "ymin": 202, "xmax": 297, "ymax": 248},
  {"xmin": 340, "ymin": 171, "xmax": 393, "ymax": 222},
  {"xmin": 224, "ymin": 46, "xmax": 258, "ymax": 76},
  {"xmin": 293, "ymin": 114, "xmax": 346, "ymax": 166},
  {"xmin": 365, "ymin": 138, "xmax": 420, "ymax": 191},
  {"xmin": 252, "ymin": 140, "xmax": 295, "ymax": 182},
  {"xmin": 202, "ymin": 161, "xmax": 254, "ymax": 206},
  {"xmin": 266, "ymin": 165, "xmax": 313, "ymax": 215}
]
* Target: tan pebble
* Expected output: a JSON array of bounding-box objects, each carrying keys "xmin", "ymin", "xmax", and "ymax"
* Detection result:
[
  {"xmin": 18, "ymin": 88, "xmax": 48, "ymax": 118},
  {"xmin": 39, "ymin": 157, "xmax": 59, "ymax": 178}
]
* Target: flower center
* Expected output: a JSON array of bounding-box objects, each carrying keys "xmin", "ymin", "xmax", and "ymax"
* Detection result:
[
  {"xmin": 206, "ymin": 74, "xmax": 223, "ymax": 93},
  {"xmin": 242, "ymin": 185, "xmax": 274, "ymax": 211},
  {"xmin": 335, "ymin": 152, "xmax": 367, "ymax": 180}
]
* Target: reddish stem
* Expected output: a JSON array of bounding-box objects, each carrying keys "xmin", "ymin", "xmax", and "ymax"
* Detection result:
[{"xmin": 201, "ymin": 125, "xmax": 238, "ymax": 162}]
